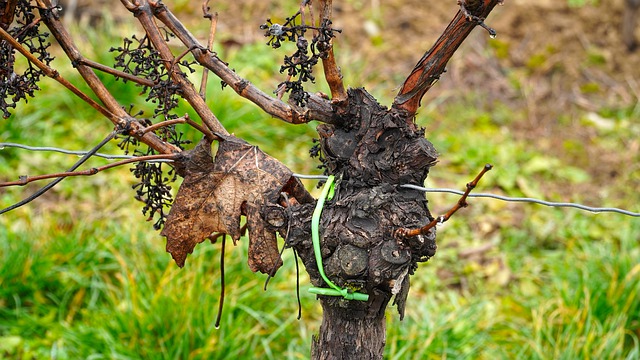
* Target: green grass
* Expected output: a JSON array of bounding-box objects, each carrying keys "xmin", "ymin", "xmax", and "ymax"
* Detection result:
[{"xmin": 1, "ymin": 17, "xmax": 640, "ymax": 360}]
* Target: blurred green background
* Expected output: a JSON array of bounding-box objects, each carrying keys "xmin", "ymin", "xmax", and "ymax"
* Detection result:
[{"xmin": 1, "ymin": 0, "xmax": 639, "ymax": 359}]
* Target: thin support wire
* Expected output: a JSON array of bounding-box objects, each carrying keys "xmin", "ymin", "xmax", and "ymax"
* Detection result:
[
  {"xmin": 401, "ymin": 184, "xmax": 640, "ymax": 217},
  {"xmin": 292, "ymin": 173, "xmax": 331, "ymax": 180},
  {"xmin": 295, "ymin": 174, "xmax": 639, "ymax": 217},
  {"xmin": 1, "ymin": 143, "xmax": 638, "ymax": 217},
  {"xmin": 0, "ymin": 143, "xmax": 174, "ymax": 162},
  {"xmin": 0, "ymin": 133, "xmax": 117, "ymax": 215}
]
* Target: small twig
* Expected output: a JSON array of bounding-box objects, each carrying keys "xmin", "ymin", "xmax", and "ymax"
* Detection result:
[
  {"xmin": 138, "ymin": 116, "xmax": 187, "ymax": 135},
  {"xmin": 77, "ymin": 58, "xmax": 156, "ymax": 88},
  {"xmin": 299, "ymin": 0, "xmax": 308, "ymax": 26},
  {"xmin": 169, "ymin": 45, "xmax": 199, "ymax": 76},
  {"xmin": 184, "ymin": 116, "xmax": 217, "ymax": 141},
  {"xmin": 457, "ymin": 0, "xmax": 497, "ymax": 38},
  {"xmin": 306, "ymin": 0, "xmax": 315, "ymax": 28},
  {"xmin": 276, "ymin": 75, "xmax": 293, "ymax": 99},
  {"xmin": 200, "ymin": 1, "xmax": 218, "ymax": 100},
  {"xmin": 11, "ymin": 14, "xmax": 41, "ymax": 41},
  {"xmin": 395, "ymin": 164, "xmax": 493, "ymax": 238},
  {"xmin": 0, "ymin": 153, "xmax": 179, "ymax": 188}
]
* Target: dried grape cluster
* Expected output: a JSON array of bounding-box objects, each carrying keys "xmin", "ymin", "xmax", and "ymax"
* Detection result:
[
  {"xmin": 131, "ymin": 150, "xmax": 177, "ymax": 230},
  {"xmin": 261, "ymin": 14, "xmax": 339, "ymax": 106},
  {"xmin": 1, "ymin": 0, "xmax": 54, "ymax": 118},
  {"xmin": 110, "ymin": 33, "xmax": 195, "ymax": 229},
  {"xmin": 110, "ymin": 33, "xmax": 195, "ymax": 123}
]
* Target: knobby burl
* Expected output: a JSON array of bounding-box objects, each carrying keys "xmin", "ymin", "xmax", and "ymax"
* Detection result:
[{"xmin": 287, "ymin": 88, "xmax": 438, "ymax": 320}]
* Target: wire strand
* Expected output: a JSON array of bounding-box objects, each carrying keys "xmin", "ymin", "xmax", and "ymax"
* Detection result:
[
  {"xmin": 295, "ymin": 174, "xmax": 639, "ymax": 217},
  {"xmin": 0, "ymin": 142, "xmax": 129, "ymax": 159},
  {"xmin": 399, "ymin": 184, "xmax": 640, "ymax": 217},
  {"xmin": 0, "ymin": 143, "xmax": 174, "ymax": 162},
  {"xmin": 0, "ymin": 133, "xmax": 117, "ymax": 215},
  {"xmin": 1, "ymin": 144, "xmax": 637, "ymax": 217}
]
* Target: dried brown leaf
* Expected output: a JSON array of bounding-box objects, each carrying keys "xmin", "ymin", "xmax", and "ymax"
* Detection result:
[{"xmin": 161, "ymin": 136, "xmax": 295, "ymax": 273}]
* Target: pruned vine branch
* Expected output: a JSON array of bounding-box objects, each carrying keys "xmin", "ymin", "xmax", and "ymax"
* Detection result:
[
  {"xmin": 317, "ymin": 0, "xmax": 347, "ymax": 105},
  {"xmin": 148, "ymin": 1, "xmax": 339, "ymax": 125},
  {"xmin": 394, "ymin": 0, "xmax": 504, "ymax": 114}
]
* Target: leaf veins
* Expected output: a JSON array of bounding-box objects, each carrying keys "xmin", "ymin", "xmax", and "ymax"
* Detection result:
[{"xmin": 161, "ymin": 135, "xmax": 299, "ymax": 274}]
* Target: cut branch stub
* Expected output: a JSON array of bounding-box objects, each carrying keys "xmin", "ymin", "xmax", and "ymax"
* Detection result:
[{"xmin": 161, "ymin": 136, "xmax": 311, "ymax": 273}]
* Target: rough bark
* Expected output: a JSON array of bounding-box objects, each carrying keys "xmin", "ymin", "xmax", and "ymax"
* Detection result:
[
  {"xmin": 287, "ymin": 88, "xmax": 438, "ymax": 359},
  {"xmin": 311, "ymin": 301, "xmax": 387, "ymax": 360}
]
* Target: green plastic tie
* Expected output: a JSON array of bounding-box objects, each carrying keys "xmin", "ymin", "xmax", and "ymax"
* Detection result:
[{"xmin": 308, "ymin": 175, "xmax": 369, "ymax": 302}]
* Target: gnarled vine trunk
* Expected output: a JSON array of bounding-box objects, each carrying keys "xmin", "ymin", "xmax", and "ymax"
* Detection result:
[{"xmin": 287, "ymin": 88, "xmax": 438, "ymax": 359}]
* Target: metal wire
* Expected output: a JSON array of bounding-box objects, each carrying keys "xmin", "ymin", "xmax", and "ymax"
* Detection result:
[
  {"xmin": 399, "ymin": 184, "xmax": 640, "ymax": 217},
  {"xmin": 292, "ymin": 173, "xmax": 331, "ymax": 180},
  {"xmin": 295, "ymin": 174, "xmax": 639, "ymax": 217},
  {"xmin": 0, "ymin": 143, "xmax": 174, "ymax": 162},
  {"xmin": 2, "ymin": 143, "xmax": 638, "ymax": 217},
  {"xmin": 0, "ymin": 142, "xmax": 130, "ymax": 159}
]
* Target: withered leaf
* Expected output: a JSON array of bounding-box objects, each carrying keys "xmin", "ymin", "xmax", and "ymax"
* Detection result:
[{"xmin": 161, "ymin": 136, "xmax": 295, "ymax": 273}]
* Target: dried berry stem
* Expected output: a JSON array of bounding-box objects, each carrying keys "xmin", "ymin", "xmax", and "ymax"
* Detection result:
[{"xmin": 139, "ymin": 116, "xmax": 187, "ymax": 135}]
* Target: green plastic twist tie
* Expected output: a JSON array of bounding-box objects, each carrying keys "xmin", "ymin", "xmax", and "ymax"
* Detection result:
[{"xmin": 308, "ymin": 175, "xmax": 369, "ymax": 302}]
